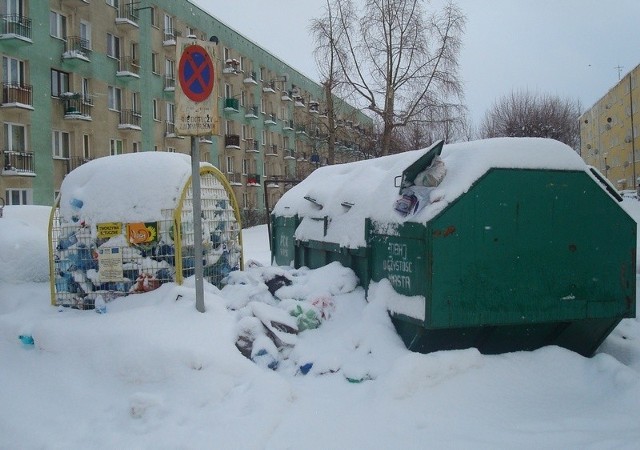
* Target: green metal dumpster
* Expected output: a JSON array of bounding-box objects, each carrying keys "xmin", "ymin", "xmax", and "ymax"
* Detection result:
[{"xmin": 271, "ymin": 138, "xmax": 636, "ymax": 356}]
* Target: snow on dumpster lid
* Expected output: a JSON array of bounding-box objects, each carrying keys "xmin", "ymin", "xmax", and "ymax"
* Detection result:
[
  {"xmin": 273, "ymin": 137, "xmax": 588, "ymax": 248},
  {"xmin": 59, "ymin": 152, "xmax": 210, "ymax": 224}
]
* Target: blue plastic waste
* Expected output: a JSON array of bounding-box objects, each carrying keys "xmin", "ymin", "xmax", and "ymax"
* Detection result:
[{"xmin": 19, "ymin": 335, "xmax": 34, "ymax": 345}]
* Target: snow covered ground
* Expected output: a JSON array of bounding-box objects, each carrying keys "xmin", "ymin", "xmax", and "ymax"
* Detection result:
[{"xmin": 1, "ymin": 203, "xmax": 640, "ymax": 449}]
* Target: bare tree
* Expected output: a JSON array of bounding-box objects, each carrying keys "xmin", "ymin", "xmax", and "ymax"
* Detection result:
[
  {"xmin": 480, "ymin": 90, "xmax": 582, "ymax": 149},
  {"xmin": 315, "ymin": 0, "xmax": 465, "ymax": 156}
]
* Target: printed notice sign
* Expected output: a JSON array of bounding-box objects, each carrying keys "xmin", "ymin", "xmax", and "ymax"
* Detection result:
[
  {"xmin": 97, "ymin": 222, "xmax": 122, "ymax": 239},
  {"xmin": 98, "ymin": 247, "xmax": 124, "ymax": 282}
]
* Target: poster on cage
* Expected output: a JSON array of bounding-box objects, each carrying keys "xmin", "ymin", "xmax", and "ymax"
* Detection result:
[{"xmin": 98, "ymin": 247, "xmax": 124, "ymax": 282}]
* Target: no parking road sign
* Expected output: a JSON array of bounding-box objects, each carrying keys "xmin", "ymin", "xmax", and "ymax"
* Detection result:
[{"xmin": 175, "ymin": 37, "xmax": 218, "ymax": 136}]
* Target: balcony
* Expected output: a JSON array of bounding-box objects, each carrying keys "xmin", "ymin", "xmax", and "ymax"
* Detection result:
[
  {"xmin": 284, "ymin": 149, "xmax": 295, "ymax": 160},
  {"xmin": 118, "ymin": 109, "xmax": 142, "ymax": 130},
  {"xmin": 165, "ymin": 121, "xmax": 184, "ymax": 138},
  {"xmin": 223, "ymin": 59, "xmax": 240, "ymax": 75},
  {"xmin": 245, "ymin": 139, "xmax": 259, "ymax": 153},
  {"xmin": 262, "ymin": 81, "xmax": 276, "ymax": 94},
  {"xmin": 68, "ymin": 156, "xmax": 92, "ymax": 172},
  {"xmin": 164, "ymin": 75, "xmax": 175, "ymax": 91},
  {"xmin": 283, "ymin": 120, "xmax": 294, "ymax": 131},
  {"xmin": 295, "ymin": 124, "xmax": 307, "ymax": 135},
  {"xmin": 116, "ymin": 57, "xmax": 140, "ymax": 78},
  {"xmin": 281, "ymin": 91, "xmax": 293, "ymax": 102},
  {"xmin": 243, "ymin": 71, "xmax": 258, "ymax": 85},
  {"xmin": 264, "ymin": 113, "xmax": 277, "ymax": 126},
  {"xmin": 224, "ymin": 98, "xmax": 239, "ymax": 113},
  {"xmin": 61, "ymin": 95, "xmax": 92, "ymax": 120},
  {"xmin": 116, "ymin": 3, "xmax": 139, "ymax": 28},
  {"xmin": 2, "ymin": 150, "xmax": 34, "ymax": 176},
  {"xmin": 62, "ymin": 36, "xmax": 91, "ymax": 61},
  {"xmin": 246, "ymin": 173, "xmax": 261, "ymax": 187},
  {"xmin": 1, "ymin": 83, "xmax": 33, "ymax": 110},
  {"xmin": 163, "ymin": 28, "xmax": 180, "ymax": 46},
  {"xmin": 266, "ymin": 145, "xmax": 278, "ymax": 157},
  {"xmin": 224, "ymin": 134, "xmax": 241, "ymax": 149},
  {"xmin": 309, "ymin": 102, "xmax": 320, "ymax": 114},
  {"xmin": 0, "ymin": 14, "xmax": 32, "ymax": 42},
  {"xmin": 244, "ymin": 105, "xmax": 259, "ymax": 119},
  {"xmin": 226, "ymin": 172, "xmax": 242, "ymax": 186},
  {"xmin": 294, "ymin": 97, "xmax": 305, "ymax": 108}
]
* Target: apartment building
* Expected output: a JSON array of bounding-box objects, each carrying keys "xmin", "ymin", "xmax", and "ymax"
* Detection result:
[
  {"xmin": 0, "ymin": 0, "xmax": 371, "ymax": 215},
  {"xmin": 580, "ymin": 63, "xmax": 639, "ymax": 191}
]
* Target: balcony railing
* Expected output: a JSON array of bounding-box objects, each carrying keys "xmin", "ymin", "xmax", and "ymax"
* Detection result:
[
  {"xmin": 243, "ymin": 71, "xmax": 258, "ymax": 85},
  {"xmin": 246, "ymin": 173, "xmax": 261, "ymax": 186},
  {"xmin": 62, "ymin": 96, "xmax": 92, "ymax": 119},
  {"xmin": 264, "ymin": 113, "xmax": 277, "ymax": 125},
  {"xmin": 2, "ymin": 150, "xmax": 34, "ymax": 175},
  {"xmin": 118, "ymin": 109, "xmax": 141, "ymax": 129},
  {"xmin": 0, "ymin": 14, "xmax": 32, "ymax": 40},
  {"xmin": 163, "ymin": 28, "xmax": 180, "ymax": 44},
  {"xmin": 266, "ymin": 145, "xmax": 278, "ymax": 157},
  {"xmin": 262, "ymin": 81, "xmax": 276, "ymax": 94},
  {"xmin": 226, "ymin": 172, "xmax": 242, "ymax": 185},
  {"xmin": 164, "ymin": 75, "xmax": 176, "ymax": 91},
  {"xmin": 244, "ymin": 105, "xmax": 259, "ymax": 119},
  {"xmin": 283, "ymin": 119, "xmax": 294, "ymax": 131},
  {"xmin": 116, "ymin": 3, "xmax": 139, "ymax": 27},
  {"xmin": 63, "ymin": 36, "xmax": 91, "ymax": 60},
  {"xmin": 223, "ymin": 59, "xmax": 240, "ymax": 75},
  {"xmin": 224, "ymin": 98, "xmax": 239, "ymax": 112},
  {"xmin": 245, "ymin": 139, "xmax": 259, "ymax": 153},
  {"xmin": 2, "ymin": 83, "xmax": 33, "ymax": 108},
  {"xmin": 117, "ymin": 57, "xmax": 140, "ymax": 77},
  {"xmin": 224, "ymin": 134, "xmax": 241, "ymax": 149},
  {"xmin": 284, "ymin": 149, "xmax": 295, "ymax": 160}
]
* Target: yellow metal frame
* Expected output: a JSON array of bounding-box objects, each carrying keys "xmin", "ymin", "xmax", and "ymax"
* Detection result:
[{"xmin": 48, "ymin": 198, "xmax": 60, "ymax": 305}]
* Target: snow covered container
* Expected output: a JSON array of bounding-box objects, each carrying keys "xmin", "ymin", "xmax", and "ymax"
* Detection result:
[
  {"xmin": 49, "ymin": 152, "xmax": 243, "ymax": 309},
  {"xmin": 271, "ymin": 138, "xmax": 636, "ymax": 356}
]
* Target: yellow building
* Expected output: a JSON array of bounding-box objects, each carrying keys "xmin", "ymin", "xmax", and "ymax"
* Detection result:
[{"xmin": 580, "ymin": 63, "xmax": 640, "ymax": 191}]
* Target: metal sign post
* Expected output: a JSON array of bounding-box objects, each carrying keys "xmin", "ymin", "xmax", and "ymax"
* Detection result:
[{"xmin": 175, "ymin": 37, "xmax": 218, "ymax": 313}]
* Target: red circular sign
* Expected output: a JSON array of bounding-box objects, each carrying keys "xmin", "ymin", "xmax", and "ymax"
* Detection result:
[{"xmin": 178, "ymin": 44, "xmax": 215, "ymax": 102}]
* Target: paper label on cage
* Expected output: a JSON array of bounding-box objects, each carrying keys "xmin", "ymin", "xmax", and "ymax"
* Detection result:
[
  {"xmin": 98, "ymin": 247, "xmax": 124, "ymax": 282},
  {"xmin": 97, "ymin": 222, "xmax": 122, "ymax": 239},
  {"xmin": 127, "ymin": 222, "xmax": 158, "ymax": 245}
]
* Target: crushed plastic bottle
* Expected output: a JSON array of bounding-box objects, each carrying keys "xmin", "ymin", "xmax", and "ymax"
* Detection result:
[{"xmin": 94, "ymin": 295, "xmax": 107, "ymax": 314}]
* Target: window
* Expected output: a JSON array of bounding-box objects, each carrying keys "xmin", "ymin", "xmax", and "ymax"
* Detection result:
[
  {"xmin": 166, "ymin": 147, "xmax": 176, "ymax": 153},
  {"xmin": 50, "ymin": 10, "xmax": 67, "ymax": 40},
  {"xmin": 3, "ymin": 0, "xmax": 24, "ymax": 16},
  {"xmin": 81, "ymin": 78, "xmax": 90, "ymax": 103},
  {"xmin": 5, "ymin": 189, "xmax": 31, "ymax": 205},
  {"xmin": 164, "ymin": 14, "xmax": 174, "ymax": 38},
  {"xmin": 242, "ymin": 192, "xmax": 248, "ymax": 209},
  {"xmin": 106, "ymin": 0, "xmax": 119, "ymax": 8},
  {"xmin": 109, "ymin": 139, "xmax": 123, "ymax": 156},
  {"xmin": 130, "ymin": 42, "xmax": 139, "ymax": 65},
  {"xmin": 152, "ymin": 99, "xmax": 159, "ymax": 121},
  {"xmin": 149, "ymin": 6, "xmax": 157, "ymax": 27},
  {"xmin": 224, "ymin": 47, "xmax": 230, "ymax": 61},
  {"xmin": 52, "ymin": 130, "xmax": 70, "ymax": 159},
  {"xmin": 107, "ymin": 86, "xmax": 121, "ymax": 111},
  {"xmin": 226, "ymin": 156, "xmax": 233, "ymax": 173},
  {"xmin": 106, "ymin": 33, "xmax": 120, "ymax": 59},
  {"xmin": 131, "ymin": 92, "xmax": 139, "ymax": 114},
  {"xmin": 4, "ymin": 122, "xmax": 26, "ymax": 152},
  {"xmin": 224, "ymin": 83, "xmax": 232, "ymax": 99},
  {"xmin": 259, "ymin": 67, "xmax": 265, "ymax": 81},
  {"xmin": 165, "ymin": 58, "xmax": 175, "ymax": 77},
  {"xmin": 166, "ymin": 103, "xmax": 175, "ymax": 124},
  {"xmin": 132, "ymin": 141, "xmax": 139, "ymax": 153},
  {"xmin": 240, "ymin": 90, "xmax": 246, "ymax": 107},
  {"xmin": 80, "ymin": 21, "xmax": 91, "ymax": 49},
  {"xmin": 2, "ymin": 56, "xmax": 25, "ymax": 84},
  {"xmin": 262, "ymin": 130, "xmax": 267, "ymax": 146},
  {"xmin": 241, "ymin": 125, "xmax": 247, "ymax": 140},
  {"xmin": 82, "ymin": 134, "xmax": 90, "ymax": 159},
  {"xmin": 239, "ymin": 56, "xmax": 245, "ymax": 72},
  {"xmin": 151, "ymin": 52, "xmax": 159, "ymax": 74},
  {"xmin": 50, "ymin": 69, "xmax": 69, "ymax": 97},
  {"xmin": 242, "ymin": 158, "xmax": 248, "ymax": 175},
  {"xmin": 186, "ymin": 26, "xmax": 196, "ymax": 38}
]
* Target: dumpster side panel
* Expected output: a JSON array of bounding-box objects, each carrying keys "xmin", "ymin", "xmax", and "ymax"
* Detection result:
[
  {"xmin": 271, "ymin": 215, "xmax": 298, "ymax": 266},
  {"xmin": 428, "ymin": 169, "xmax": 636, "ymax": 330}
]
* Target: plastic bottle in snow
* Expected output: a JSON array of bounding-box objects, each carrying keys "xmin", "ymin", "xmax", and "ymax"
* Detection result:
[{"xmin": 94, "ymin": 295, "xmax": 106, "ymax": 314}]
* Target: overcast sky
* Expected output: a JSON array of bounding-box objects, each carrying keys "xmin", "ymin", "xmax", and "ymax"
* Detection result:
[{"xmin": 193, "ymin": 0, "xmax": 640, "ymax": 128}]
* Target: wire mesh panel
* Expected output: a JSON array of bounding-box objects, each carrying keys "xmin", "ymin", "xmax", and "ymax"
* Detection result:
[
  {"xmin": 180, "ymin": 171, "xmax": 242, "ymax": 286},
  {"xmin": 51, "ymin": 209, "xmax": 178, "ymax": 309}
]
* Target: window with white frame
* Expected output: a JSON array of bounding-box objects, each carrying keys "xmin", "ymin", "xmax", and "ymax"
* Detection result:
[
  {"xmin": 165, "ymin": 58, "xmax": 175, "ymax": 77},
  {"xmin": 109, "ymin": 139, "xmax": 123, "ymax": 156},
  {"xmin": 4, "ymin": 122, "xmax": 26, "ymax": 153},
  {"xmin": 152, "ymin": 99, "xmax": 159, "ymax": 121},
  {"xmin": 240, "ymin": 90, "xmax": 246, "ymax": 107},
  {"xmin": 239, "ymin": 56, "xmax": 245, "ymax": 72},
  {"xmin": 2, "ymin": 56, "xmax": 25, "ymax": 85},
  {"xmin": 106, "ymin": 0, "xmax": 119, "ymax": 8},
  {"xmin": 242, "ymin": 192, "xmax": 248, "ymax": 209},
  {"xmin": 132, "ymin": 141, "xmax": 139, "ymax": 153},
  {"xmin": 262, "ymin": 130, "xmax": 267, "ymax": 146},
  {"xmin": 242, "ymin": 158, "xmax": 248, "ymax": 175},
  {"xmin": 224, "ymin": 83, "xmax": 232, "ymax": 99},
  {"xmin": 106, "ymin": 33, "xmax": 120, "ymax": 59},
  {"xmin": 166, "ymin": 103, "xmax": 175, "ymax": 124},
  {"xmin": 49, "ymin": 10, "xmax": 67, "ymax": 40},
  {"xmin": 224, "ymin": 47, "xmax": 230, "ymax": 61},
  {"xmin": 226, "ymin": 156, "xmax": 233, "ymax": 173},
  {"xmin": 108, "ymin": 86, "xmax": 121, "ymax": 111},
  {"xmin": 149, "ymin": 6, "xmax": 158, "ymax": 27},
  {"xmin": 151, "ymin": 52, "xmax": 159, "ymax": 74},
  {"xmin": 80, "ymin": 21, "xmax": 91, "ymax": 49},
  {"xmin": 166, "ymin": 147, "xmax": 175, "ymax": 153},
  {"xmin": 52, "ymin": 130, "xmax": 70, "ymax": 159},
  {"xmin": 259, "ymin": 67, "xmax": 265, "ymax": 81},
  {"xmin": 241, "ymin": 124, "xmax": 247, "ymax": 140},
  {"xmin": 50, "ymin": 69, "xmax": 69, "ymax": 97},
  {"xmin": 82, "ymin": 134, "xmax": 90, "ymax": 160},
  {"xmin": 5, "ymin": 189, "xmax": 31, "ymax": 205}
]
